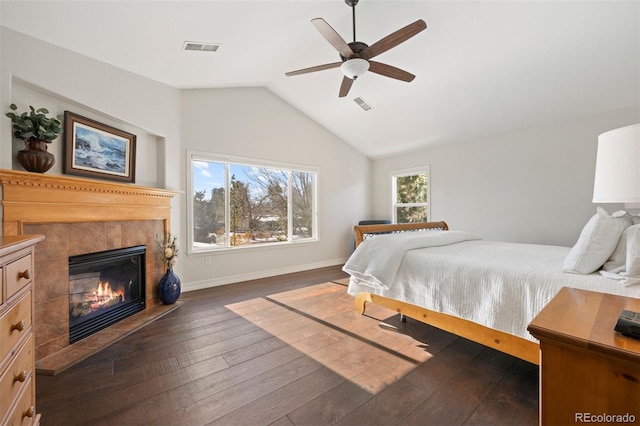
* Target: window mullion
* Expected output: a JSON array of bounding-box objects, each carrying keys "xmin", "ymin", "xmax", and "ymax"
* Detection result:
[
  {"xmin": 224, "ymin": 163, "xmax": 231, "ymax": 248},
  {"xmin": 287, "ymin": 171, "xmax": 293, "ymax": 242}
]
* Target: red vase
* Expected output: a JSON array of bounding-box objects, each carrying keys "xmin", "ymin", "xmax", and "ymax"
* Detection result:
[{"xmin": 17, "ymin": 139, "xmax": 55, "ymax": 173}]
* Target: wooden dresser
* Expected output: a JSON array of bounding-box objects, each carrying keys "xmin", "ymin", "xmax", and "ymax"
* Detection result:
[
  {"xmin": 0, "ymin": 235, "xmax": 44, "ymax": 426},
  {"xmin": 528, "ymin": 287, "xmax": 640, "ymax": 425}
]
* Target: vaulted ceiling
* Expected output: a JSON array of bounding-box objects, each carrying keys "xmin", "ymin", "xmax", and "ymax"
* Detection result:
[{"xmin": 2, "ymin": 1, "xmax": 639, "ymax": 159}]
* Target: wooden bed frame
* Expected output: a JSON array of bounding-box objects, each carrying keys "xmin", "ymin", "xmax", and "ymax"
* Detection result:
[{"xmin": 352, "ymin": 221, "xmax": 540, "ymax": 365}]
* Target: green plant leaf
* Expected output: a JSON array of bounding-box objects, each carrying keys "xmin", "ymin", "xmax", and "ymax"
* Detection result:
[{"xmin": 7, "ymin": 104, "xmax": 62, "ymax": 142}]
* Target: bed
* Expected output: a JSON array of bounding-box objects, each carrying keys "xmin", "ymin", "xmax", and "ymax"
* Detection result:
[{"xmin": 344, "ymin": 220, "xmax": 640, "ymax": 365}]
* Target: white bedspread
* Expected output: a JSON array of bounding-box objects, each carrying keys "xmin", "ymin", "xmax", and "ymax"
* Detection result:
[
  {"xmin": 345, "ymin": 237, "xmax": 640, "ymax": 342},
  {"xmin": 343, "ymin": 230, "xmax": 481, "ymax": 290}
]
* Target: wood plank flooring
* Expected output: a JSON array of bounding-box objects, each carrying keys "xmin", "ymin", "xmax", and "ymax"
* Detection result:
[{"xmin": 36, "ymin": 265, "xmax": 539, "ymax": 425}]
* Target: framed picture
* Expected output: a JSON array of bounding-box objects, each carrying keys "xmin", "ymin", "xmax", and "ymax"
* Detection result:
[{"xmin": 64, "ymin": 111, "xmax": 136, "ymax": 183}]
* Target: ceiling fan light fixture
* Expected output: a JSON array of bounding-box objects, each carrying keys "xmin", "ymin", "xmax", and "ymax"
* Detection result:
[{"xmin": 341, "ymin": 58, "xmax": 369, "ymax": 79}]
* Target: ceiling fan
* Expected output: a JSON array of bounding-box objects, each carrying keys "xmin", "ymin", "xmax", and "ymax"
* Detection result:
[{"xmin": 285, "ymin": 0, "xmax": 427, "ymax": 98}]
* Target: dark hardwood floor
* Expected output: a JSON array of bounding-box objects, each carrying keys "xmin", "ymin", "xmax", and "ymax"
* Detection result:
[{"xmin": 36, "ymin": 265, "xmax": 539, "ymax": 425}]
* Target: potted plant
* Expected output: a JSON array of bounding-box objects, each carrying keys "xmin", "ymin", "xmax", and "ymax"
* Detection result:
[{"xmin": 5, "ymin": 103, "xmax": 62, "ymax": 173}]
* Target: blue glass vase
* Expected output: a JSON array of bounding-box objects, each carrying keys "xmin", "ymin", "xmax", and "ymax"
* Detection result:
[{"xmin": 158, "ymin": 269, "xmax": 181, "ymax": 305}]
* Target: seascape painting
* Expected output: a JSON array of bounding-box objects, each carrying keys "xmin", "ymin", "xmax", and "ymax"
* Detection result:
[
  {"xmin": 64, "ymin": 111, "xmax": 136, "ymax": 183},
  {"xmin": 73, "ymin": 123, "xmax": 128, "ymax": 176}
]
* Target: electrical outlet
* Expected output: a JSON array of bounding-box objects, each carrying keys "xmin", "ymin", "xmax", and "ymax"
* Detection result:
[{"xmin": 204, "ymin": 256, "xmax": 212, "ymax": 265}]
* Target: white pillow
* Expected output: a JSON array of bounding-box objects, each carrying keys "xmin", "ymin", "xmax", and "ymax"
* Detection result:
[
  {"xmin": 600, "ymin": 224, "xmax": 640, "ymax": 286},
  {"xmin": 602, "ymin": 224, "xmax": 631, "ymax": 274},
  {"xmin": 622, "ymin": 225, "xmax": 640, "ymax": 286},
  {"xmin": 563, "ymin": 208, "xmax": 632, "ymax": 274}
]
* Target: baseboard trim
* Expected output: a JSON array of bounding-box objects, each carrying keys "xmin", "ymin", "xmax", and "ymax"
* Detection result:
[{"xmin": 182, "ymin": 258, "xmax": 348, "ymax": 292}]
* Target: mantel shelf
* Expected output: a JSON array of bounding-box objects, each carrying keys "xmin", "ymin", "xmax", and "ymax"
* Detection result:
[
  {"xmin": 0, "ymin": 169, "xmax": 179, "ymax": 199},
  {"xmin": 0, "ymin": 169, "xmax": 178, "ymax": 235}
]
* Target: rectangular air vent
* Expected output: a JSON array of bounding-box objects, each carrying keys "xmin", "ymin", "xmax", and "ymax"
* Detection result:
[
  {"xmin": 183, "ymin": 41, "xmax": 221, "ymax": 52},
  {"xmin": 354, "ymin": 96, "xmax": 372, "ymax": 111}
]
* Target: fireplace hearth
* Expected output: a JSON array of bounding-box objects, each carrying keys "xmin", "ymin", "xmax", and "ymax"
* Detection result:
[{"xmin": 69, "ymin": 246, "xmax": 146, "ymax": 343}]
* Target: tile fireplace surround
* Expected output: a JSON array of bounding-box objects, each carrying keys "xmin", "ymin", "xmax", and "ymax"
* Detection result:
[{"xmin": 0, "ymin": 169, "xmax": 179, "ymax": 374}]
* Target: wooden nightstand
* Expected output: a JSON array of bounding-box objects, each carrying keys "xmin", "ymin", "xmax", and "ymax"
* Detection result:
[{"xmin": 528, "ymin": 287, "xmax": 640, "ymax": 426}]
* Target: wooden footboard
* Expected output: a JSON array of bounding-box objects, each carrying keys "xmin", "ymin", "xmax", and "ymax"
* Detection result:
[
  {"xmin": 351, "ymin": 220, "xmax": 540, "ymax": 365},
  {"xmin": 354, "ymin": 220, "xmax": 449, "ymax": 246}
]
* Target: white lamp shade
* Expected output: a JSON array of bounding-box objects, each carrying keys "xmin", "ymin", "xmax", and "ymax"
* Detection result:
[
  {"xmin": 340, "ymin": 58, "xmax": 369, "ymax": 80},
  {"xmin": 593, "ymin": 123, "xmax": 640, "ymax": 204}
]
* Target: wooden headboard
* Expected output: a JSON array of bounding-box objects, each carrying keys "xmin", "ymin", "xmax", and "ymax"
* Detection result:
[{"xmin": 353, "ymin": 221, "xmax": 449, "ymax": 247}]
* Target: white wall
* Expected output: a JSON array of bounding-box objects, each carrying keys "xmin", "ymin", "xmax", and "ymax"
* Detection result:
[
  {"xmin": 0, "ymin": 28, "xmax": 372, "ymax": 290},
  {"xmin": 10, "ymin": 22, "xmax": 637, "ymax": 285},
  {"xmin": 372, "ymin": 107, "xmax": 640, "ymax": 247},
  {"xmin": 180, "ymin": 88, "xmax": 371, "ymax": 290},
  {"xmin": 0, "ymin": 28, "xmax": 182, "ymax": 262},
  {"xmin": 0, "ymin": 28, "xmax": 181, "ymax": 188},
  {"xmin": 6, "ymin": 80, "xmax": 162, "ymax": 186}
]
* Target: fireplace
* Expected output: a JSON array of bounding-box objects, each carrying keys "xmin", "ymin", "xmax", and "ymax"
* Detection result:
[
  {"xmin": 69, "ymin": 246, "xmax": 146, "ymax": 343},
  {"xmin": 0, "ymin": 169, "xmax": 178, "ymax": 373}
]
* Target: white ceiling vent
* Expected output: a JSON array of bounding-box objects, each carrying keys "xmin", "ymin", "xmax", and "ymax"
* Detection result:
[
  {"xmin": 182, "ymin": 41, "xmax": 221, "ymax": 52},
  {"xmin": 353, "ymin": 96, "xmax": 372, "ymax": 111}
]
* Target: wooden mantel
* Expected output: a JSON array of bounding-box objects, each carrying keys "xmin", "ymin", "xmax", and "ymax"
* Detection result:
[{"xmin": 0, "ymin": 169, "xmax": 178, "ymax": 235}]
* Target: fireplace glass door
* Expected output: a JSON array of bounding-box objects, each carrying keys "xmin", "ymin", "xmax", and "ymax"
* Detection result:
[{"xmin": 69, "ymin": 245, "xmax": 146, "ymax": 343}]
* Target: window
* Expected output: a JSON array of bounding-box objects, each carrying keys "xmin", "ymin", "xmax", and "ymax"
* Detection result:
[
  {"xmin": 392, "ymin": 166, "xmax": 430, "ymax": 223},
  {"xmin": 188, "ymin": 152, "xmax": 317, "ymax": 253}
]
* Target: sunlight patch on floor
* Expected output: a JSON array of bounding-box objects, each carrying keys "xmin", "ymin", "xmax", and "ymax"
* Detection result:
[{"xmin": 225, "ymin": 282, "xmax": 434, "ymax": 395}]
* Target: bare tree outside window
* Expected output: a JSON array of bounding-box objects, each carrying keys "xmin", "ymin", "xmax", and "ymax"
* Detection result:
[{"xmin": 190, "ymin": 156, "xmax": 317, "ymax": 252}]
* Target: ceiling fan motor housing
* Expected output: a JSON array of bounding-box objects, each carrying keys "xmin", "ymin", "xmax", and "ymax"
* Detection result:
[{"xmin": 340, "ymin": 41, "xmax": 369, "ymax": 61}]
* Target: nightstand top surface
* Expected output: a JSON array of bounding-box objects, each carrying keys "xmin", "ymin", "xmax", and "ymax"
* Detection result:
[{"xmin": 528, "ymin": 287, "xmax": 640, "ymax": 363}]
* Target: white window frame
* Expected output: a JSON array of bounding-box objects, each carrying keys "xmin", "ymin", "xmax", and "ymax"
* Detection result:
[
  {"xmin": 391, "ymin": 165, "xmax": 431, "ymax": 224},
  {"xmin": 187, "ymin": 150, "xmax": 318, "ymax": 255}
]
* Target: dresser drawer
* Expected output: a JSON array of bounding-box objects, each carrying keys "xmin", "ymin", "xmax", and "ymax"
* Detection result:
[
  {"xmin": 5, "ymin": 255, "xmax": 32, "ymax": 300},
  {"xmin": 0, "ymin": 292, "xmax": 32, "ymax": 363},
  {"xmin": 0, "ymin": 334, "xmax": 34, "ymax": 417},
  {"xmin": 2, "ymin": 376, "xmax": 35, "ymax": 426}
]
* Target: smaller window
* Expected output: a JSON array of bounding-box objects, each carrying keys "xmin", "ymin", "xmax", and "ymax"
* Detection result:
[{"xmin": 392, "ymin": 166, "xmax": 430, "ymax": 223}]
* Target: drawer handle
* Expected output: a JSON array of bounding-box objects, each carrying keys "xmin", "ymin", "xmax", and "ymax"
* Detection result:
[
  {"xmin": 14, "ymin": 370, "xmax": 28, "ymax": 383},
  {"xmin": 18, "ymin": 269, "xmax": 31, "ymax": 280},
  {"xmin": 23, "ymin": 406, "xmax": 35, "ymax": 419},
  {"xmin": 11, "ymin": 320, "xmax": 26, "ymax": 332}
]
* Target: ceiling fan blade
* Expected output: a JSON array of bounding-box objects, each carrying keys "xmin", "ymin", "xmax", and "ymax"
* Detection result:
[
  {"xmin": 285, "ymin": 62, "xmax": 342, "ymax": 76},
  {"xmin": 368, "ymin": 61, "xmax": 415, "ymax": 82},
  {"xmin": 312, "ymin": 18, "xmax": 355, "ymax": 58},
  {"xmin": 360, "ymin": 19, "xmax": 427, "ymax": 60},
  {"xmin": 339, "ymin": 76, "xmax": 354, "ymax": 98}
]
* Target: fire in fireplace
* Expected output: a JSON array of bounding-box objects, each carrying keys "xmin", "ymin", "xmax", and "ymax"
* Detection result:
[{"xmin": 69, "ymin": 246, "xmax": 146, "ymax": 343}]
